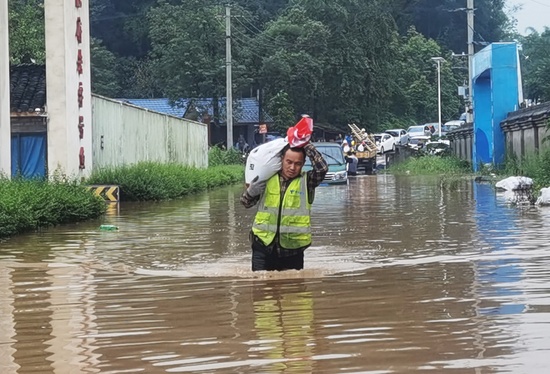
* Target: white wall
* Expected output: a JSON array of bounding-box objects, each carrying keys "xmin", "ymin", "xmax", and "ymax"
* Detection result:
[
  {"xmin": 92, "ymin": 95, "xmax": 208, "ymax": 169},
  {"xmin": 0, "ymin": 2, "xmax": 10, "ymax": 176}
]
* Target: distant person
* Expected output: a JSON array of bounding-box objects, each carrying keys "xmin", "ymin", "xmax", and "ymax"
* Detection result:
[
  {"xmin": 237, "ymin": 135, "xmax": 248, "ymax": 153},
  {"xmin": 240, "ymin": 143, "xmax": 328, "ymax": 271},
  {"xmin": 430, "ymin": 126, "xmax": 435, "ymax": 135},
  {"xmin": 345, "ymin": 151, "xmax": 358, "ymax": 176}
]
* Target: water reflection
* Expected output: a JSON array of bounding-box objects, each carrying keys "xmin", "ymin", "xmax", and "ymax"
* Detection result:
[
  {"xmin": 252, "ymin": 280, "xmax": 315, "ymax": 373},
  {"xmin": 0, "ymin": 176, "xmax": 550, "ymax": 373}
]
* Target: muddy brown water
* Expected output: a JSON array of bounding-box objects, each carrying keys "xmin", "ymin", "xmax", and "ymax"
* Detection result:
[{"xmin": 1, "ymin": 175, "xmax": 550, "ymax": 373}]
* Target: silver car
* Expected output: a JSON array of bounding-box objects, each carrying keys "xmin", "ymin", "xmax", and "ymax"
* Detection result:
[{"xmin": 385, "ymin": 129, "xmax": 409, "ymax": 145}]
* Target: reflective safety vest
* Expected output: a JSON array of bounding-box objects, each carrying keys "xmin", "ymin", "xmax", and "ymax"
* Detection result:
[{"xmin": 252, "ymin": 172, "xmax": 312, "ymax": 249}]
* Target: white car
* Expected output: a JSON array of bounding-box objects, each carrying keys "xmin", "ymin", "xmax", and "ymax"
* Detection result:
[
  {"xmin": 385, "ymin": 129, "xmax": 409, "ymax": 145},
  {"xmin": 443, "ymin": 120, "xmax": 465, "ymax": 133},
  {"xmin": 407, "ymin": 125, "xmax": 431, "ymax": 139},
  {"xmin": 374, "ymin": 133, "xmax": 396, "ymax": 154}
]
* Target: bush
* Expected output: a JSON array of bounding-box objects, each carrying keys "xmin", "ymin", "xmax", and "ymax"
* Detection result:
[
  {"xmin": 208, "ymin": 146, "xmax": 244, "ymax": 167},
  {"xmin": 501, "ymin": 148, "xmax": 550, "ymax": 193},
  {"xmin": 87, "ymin": 162, "xmax": 244, "ymax": 201},
  {"xmin": 389, "ymin": 155, "xmax": 472, "ymax": 175},
  {"xmin": 0, "ymin": 177, "xmax": 106, "ymax": 238}
]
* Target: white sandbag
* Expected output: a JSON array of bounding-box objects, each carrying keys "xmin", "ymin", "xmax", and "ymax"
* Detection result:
[
  {"xmin": 536, "ymin": 187, "xmax": 550, "ymax": 206},
  {"xmin": 495, "ymin": 176, "xmax": 533, "ymax": 191},
  {"xmin": 245, "ymin": 138, "xmax": 288, "ymax": 185}
]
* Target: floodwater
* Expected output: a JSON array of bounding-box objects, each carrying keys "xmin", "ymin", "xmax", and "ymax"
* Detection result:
[{"xmin": 1, "ymin": 175, "xmax": 550, "ymax": 374}]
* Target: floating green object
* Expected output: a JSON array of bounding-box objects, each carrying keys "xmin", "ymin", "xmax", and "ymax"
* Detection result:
[{"xmin": 99, "ymin": 224, "xmax": 119, "ymax": 231}]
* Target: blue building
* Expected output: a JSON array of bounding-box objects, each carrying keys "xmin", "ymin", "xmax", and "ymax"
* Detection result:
[
  {"xmin": 472, "ymin": 43, "xmax": 523, "ymax": 170},
  {"xmin": 118, "ymin": 98, "xmax": 273, "ymax": 147}
]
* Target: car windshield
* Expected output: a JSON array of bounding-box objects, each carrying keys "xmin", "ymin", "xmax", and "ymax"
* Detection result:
[
  {"xmin": 374, "ymin": 135, "xmax": 382, "ymax": 142},
  {"xmin": 408, "ymin": 127, "xmax": 424, "ymax": 133},
  {"xmin": 305, "ymin": 145, "xmax": 344, "ymax": 166},
  {"xmin": 386, "ymin": 131, "xmax": 399, "ymax": 137}
]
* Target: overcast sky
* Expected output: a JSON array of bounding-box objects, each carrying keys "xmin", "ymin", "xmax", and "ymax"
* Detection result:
[{"xmin": 505, "ymin": 0, "xmax": 550, "ymax": 34}]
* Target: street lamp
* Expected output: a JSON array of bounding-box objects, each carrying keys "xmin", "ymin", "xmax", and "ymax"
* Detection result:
[{"xmin": 431, "ymin": 57, "xmax": 445, "ymax": 138}]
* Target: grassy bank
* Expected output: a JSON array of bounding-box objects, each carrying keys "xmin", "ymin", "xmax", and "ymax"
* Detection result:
[
  {"xmin": 499, "ymin": 148, "xmax": 550, "ymax": 193},
  {"xmin": 389, "ymin": 155, "xmax": 472, "ymax": 175},
  {"xmin": 0, "ymin": 177, "xmax": 106, "ymax": 238},
  {"xmin": 87, "ymin": 162, "xmax": 245, "ymax": 201}
]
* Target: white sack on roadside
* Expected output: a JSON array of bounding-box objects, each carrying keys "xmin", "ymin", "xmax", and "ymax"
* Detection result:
[
  {"xmin": 495, "ymin": 176, "xmax": 533, "ymax": 191},
  {"xmin": 536, "ymin": 187, "xmax": 550, "ymax": 206},
  {"xmin": 245, "ymin": 138, "xmax": 288, "ymax": 185}
]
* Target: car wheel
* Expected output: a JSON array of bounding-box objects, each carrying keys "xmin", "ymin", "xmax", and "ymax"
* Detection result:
[{"xmin": 392, "ymin": 144, "xmax": 396, "ymax": 152}]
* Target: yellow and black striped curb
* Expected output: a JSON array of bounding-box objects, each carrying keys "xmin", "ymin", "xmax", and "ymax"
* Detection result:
[{"xmin": 86, "ymin": 185, "xmax": 120, "ymax": 202}]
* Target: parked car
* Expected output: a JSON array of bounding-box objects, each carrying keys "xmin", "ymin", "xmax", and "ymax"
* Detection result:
[
  {"xmin": 374, "ymin": 133, "xmax": 396, "ymax": 154},
  {"xmin": 443, "ymin": 120, "xmax": 465, "ymax": 132},
  {"xmin": 426, "ymin": 140, "xmax": 451, "ymax": 155},
  {"xmin": 409, "ymin": 136, "xmax": 431, "ymax": 150},
  {"xmin": 384, "ymin": 129, "xmax": 409, "ymax": 145},
  {"xmin": 407, "ymin": 125, "xmax": 431, "ymax": 139},
  {"xmin": 303, "ymin": 142, "xmax": 347, "ymax": 184},
  {"xmin": 424, "ymin": 122, "xmax": 445, "ymax": 136}
]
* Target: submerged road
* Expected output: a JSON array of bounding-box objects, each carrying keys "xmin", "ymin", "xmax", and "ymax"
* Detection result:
[{"xmin": 1, "ymin": 175, "xmax": 550, "ymax": 373}]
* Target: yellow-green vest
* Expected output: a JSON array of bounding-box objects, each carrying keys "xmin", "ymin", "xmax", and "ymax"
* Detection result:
[{"xmin": 252, "ymin": 172, "xmax": 312, "ymax": 249}]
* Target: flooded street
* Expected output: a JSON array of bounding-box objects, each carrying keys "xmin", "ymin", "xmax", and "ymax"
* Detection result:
[{"xmin": 1, "ymin": 175, "xmax": 550, "ymax": 373}]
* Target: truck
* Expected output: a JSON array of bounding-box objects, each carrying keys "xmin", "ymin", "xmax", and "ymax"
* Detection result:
[{"xmin": 347, "ymin": 123, "xmax": 377, "ymax": 174}]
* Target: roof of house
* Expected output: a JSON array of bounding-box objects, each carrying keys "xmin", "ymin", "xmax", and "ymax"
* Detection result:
[
  {"xmin": 118, "ymin": 97, "xmax": 273, "ymax": 124},
  {"xmin": 10, "ymin": 64, "xmax": 47, "ymax": 114}
]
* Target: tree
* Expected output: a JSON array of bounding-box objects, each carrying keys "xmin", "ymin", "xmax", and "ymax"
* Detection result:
[
  {"xmin": 391, "ymin": 28, "xmax": 463, "ymax": 126},
  {"xmin": 267, "ymin": 91, "xmax": 296, "ymax": 134},
  {"xmin": 8, "ymin": 0, "xmax": 45, "ymax": 64},
  {"xmin": 520, "ymin": 28, "xmax": 550, "ymax": 102},
  {"xmin": 91, "ymin": 38, "xmax": 121, "ymax": 97},
  {"xmin": 389, "ymin": 0, "xmax": 509, "ymax": 54}
]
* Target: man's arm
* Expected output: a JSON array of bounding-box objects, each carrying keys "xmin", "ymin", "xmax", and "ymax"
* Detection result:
[
  {"xmin": 240, "ymin": 191, "xmax": 260, "ymax": 208},
  {"xmin": 303, "ymin": 142, "xmax": 328, "ymax": 190},
  {"xmin": 240, "ymin": 176, "xmax": 266, "ymax": 208}
]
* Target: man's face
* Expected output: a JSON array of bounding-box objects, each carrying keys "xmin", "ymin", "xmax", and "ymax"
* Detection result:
[{"xmin": 281, "ymin": 149, "xmax": 305, "ymax": 180}]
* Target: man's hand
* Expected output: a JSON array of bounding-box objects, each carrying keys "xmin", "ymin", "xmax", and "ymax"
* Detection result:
[{"xmin": 247, "ymin": 176, "xmax": 267, "ymax": 197}]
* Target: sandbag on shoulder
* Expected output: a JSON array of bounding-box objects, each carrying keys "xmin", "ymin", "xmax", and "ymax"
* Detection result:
[{"xmin": 245, "ymin": 138, "xmax": 288, "ymax": 186}]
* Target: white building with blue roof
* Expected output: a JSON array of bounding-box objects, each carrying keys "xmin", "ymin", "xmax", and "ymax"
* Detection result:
[{"xmin": 117, "ymin": 97, "xmax": 273, "ymax": 147}]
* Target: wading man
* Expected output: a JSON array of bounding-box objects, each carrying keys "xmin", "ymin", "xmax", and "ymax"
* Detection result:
[{"xmin": 241, "ymin": 143, "xmax": 328, "ymax": 271}]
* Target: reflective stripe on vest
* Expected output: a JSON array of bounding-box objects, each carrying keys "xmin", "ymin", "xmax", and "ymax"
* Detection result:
[{"xmin": 252, "ymin": 172, "xmax": 312, "ymax": 249}]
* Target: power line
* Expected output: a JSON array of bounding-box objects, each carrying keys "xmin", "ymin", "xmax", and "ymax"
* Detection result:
[{"xmin": 528, "ymin": 0, "xmax": 550, "ymax": 8}]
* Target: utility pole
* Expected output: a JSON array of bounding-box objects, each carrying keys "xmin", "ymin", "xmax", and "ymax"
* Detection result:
[
  {"xmin": 431, "ymin": 57, "xmax": 445, "ymax": 138},
  {"xmin": 467, "ymin": 0, "xmax": 474, "ymax": 124},
  {"xmin": 225, "ymin": 5, "xmax": 233, "ymax": 149},
  {"xmin": 0, "ymin": 0, "xmax": 11, "ymax": 176}
]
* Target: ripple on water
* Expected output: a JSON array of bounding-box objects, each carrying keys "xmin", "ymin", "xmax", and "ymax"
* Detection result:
[{"xmin": 1, "ymin": 177, "xmax": 550, "ymax": 373}]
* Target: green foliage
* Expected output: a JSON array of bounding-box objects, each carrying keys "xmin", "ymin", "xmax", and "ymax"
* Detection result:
[
  {"xmin": 0, "ymin": 176, "xmax": 106, "ymax": 238},
  {"xmin": 87, "ymin": 162, "xmax": 244, "ymax": 201},
  {"xmin": 147, "ymin": 0, "xmax": 228, "ymax": 100},
  {"xmin": 208, "ymin": 147, "xmax": 244, "ymax": 167},
  {"xmin": 8, "ymin": 0, "xmax": 45, "ymax": 64},
  {"xmin": 267, "ymin": 91, "xmax": 296, "ymax": 134},
  {"xmin": 389, "ymin": 0, "xmax": 509, "ymax": 53},
  {"xmin": 91, "ymin": 38, "xmax": 121, "ymax": 97},
  {"xmin": 391, "ymin": 28, "xmax": 463, "ymax": 125},
  {"xmin": 500, "ymin": 148, "xmax": 550, "ymax": 193},
  {"xmin": 389, "ymin": 155, "xmax": 472, "ymax": 175},
  {"xmin": 520, "ymin": 28, "xmax": 550, "ymax": 101}
]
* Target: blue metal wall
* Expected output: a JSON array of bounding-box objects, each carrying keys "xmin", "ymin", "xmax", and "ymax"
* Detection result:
[{"xmin": 11, "ymin": 134, "xmax": 47, "ymax": 178}]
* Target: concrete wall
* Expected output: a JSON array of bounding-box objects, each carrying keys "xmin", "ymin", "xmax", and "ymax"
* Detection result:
[
  {"xmin": 501, "ymin": 102, "xmax": 550, "ymax": 158},
  {"xmin": 0, "ymin": 1, "xmax": 10, "ymax": 175},
  {"xmin": 92, "ymin": 95, "xmax": 208, "ymax": 169},
  {"xmin": 448, "ymin": 123, "xmax": 474, "ymax": 162}
]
